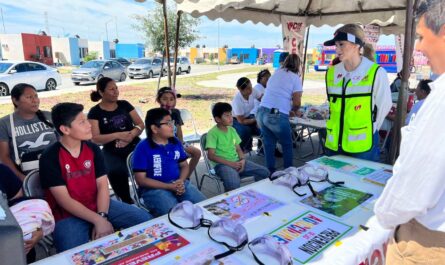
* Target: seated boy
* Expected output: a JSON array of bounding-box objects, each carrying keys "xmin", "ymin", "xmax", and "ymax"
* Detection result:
[
  {"xmin": 206, "ymin": 102, "xmax": 270, "ymax": 191},
  {"xmin": 132, "ymin": 108, "xmax": 206, "ymax": 216},
  {"xmin": 40, "ymin": 103, "xmax": 152, "ymax": 253}
]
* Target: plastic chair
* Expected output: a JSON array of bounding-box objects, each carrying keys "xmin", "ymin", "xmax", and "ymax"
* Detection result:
[
  {"xmin": 126, "ymin": 152, "xmax": 150, "ymax": 212},
  {"xmin": 179, "ymin": 109, "xmax": 201, "ymax": 144},
  {"xmin": 22, "ymin": 170, "xmax": 52, "ymax": 257},
  {"xmin": 199, "ymin": 133, "xmax": 224, "ymax": 193}
]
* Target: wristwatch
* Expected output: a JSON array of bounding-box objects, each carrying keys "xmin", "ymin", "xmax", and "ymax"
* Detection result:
[{"xmin": 98, "ymin": 212, "xmax": 108, "ymax": 219}]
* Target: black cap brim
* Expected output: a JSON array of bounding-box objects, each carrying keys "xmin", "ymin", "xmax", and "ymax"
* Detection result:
[{"xmin": 323, "ymin": 31, "xmax": 363, "ymax": 47}]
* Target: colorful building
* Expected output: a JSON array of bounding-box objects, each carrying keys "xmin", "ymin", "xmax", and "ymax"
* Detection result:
[
  {"xmin": 88, "ymin": 41, "xmax": 116, "ymax": 60},
  {"xmin": 227, "ymin": 48, "xmax": 259, "ymax": 64},
  {"xmin": 260, "ymin": 48, "xmax": 278, "ymax": 64},
  {"xmin": 0, "ymin": 33, "xmax": 53, "ymax": 65},
  {"xmin": 116, "ymin": 43, "xmax": 144, "ymax": 60}
]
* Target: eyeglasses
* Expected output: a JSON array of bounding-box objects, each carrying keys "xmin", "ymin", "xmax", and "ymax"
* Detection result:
[{"xmin": 158, "ymin": 120, "xmax": 175, "ymax": 127}]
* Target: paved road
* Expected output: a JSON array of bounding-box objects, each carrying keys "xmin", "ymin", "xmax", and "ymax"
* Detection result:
[{"xmin": 0, "ymin": 64, "xmax": 252, "ymax": 104}]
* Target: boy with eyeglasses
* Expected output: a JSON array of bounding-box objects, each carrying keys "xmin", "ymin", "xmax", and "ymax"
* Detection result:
[{"xmin": 132, "ymin": 108, "xmax": 205, "ymax": 216}]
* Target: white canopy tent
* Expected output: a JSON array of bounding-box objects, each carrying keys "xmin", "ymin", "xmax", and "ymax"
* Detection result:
[
  {"xmin": 169, "ymin": 0, "xmax": 420, "ymax": 163},
  {"xmin": 175, "ymin": 0, "xmax": 407, "ymax": 34}
]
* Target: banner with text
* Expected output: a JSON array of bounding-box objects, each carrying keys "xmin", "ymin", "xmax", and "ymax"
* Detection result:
[
  {"xmin": 281, "ymin": 15, "xmax": 307, "ymax": 59},
  {"xmin": 364, "ymin": 24, "xmax": 380, "ymax": 50},
  {"xmin": 395, "ymin": 34, "xmax": 404, "ymax": 72}
]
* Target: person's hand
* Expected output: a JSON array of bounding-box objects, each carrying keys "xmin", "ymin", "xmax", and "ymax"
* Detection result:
[
  {"xmin": 24, "ymin": 229, "xmax": 43, "ymax": 254},
  {"xmin": 174, "ymin": 180, "xmax": 185, "ymax": 196},
  {"xmin": 92, "ymin": 217, "xmax": 114, "ymax": 240},
  {"xmin": 115, "ymin": 139, "xmax": 130, "ymax": 148},
  {"xmin": 118, "ymin": 131, "xmax": 134, "ymax": 143},
  {"xmin": 238, "ymin": 159, "xmax": 246, "ymax": 173},
  {"xmin": 229, "ymin": 161, "xmax": 242, "ymax": 171},
  {"xmin": 296, "ymin": 110, "xmax": 304, "ymax": 118},
  {"xmin": 289, "ymin": 110, "xmax": 297, "ymax": 117}
]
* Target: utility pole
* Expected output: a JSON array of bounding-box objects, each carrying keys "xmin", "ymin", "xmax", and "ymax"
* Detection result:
[
  {"xmin": 114, "ymin": 16, "xmax": 118, "ymax": 39},
  {"xmin": 44, "ymin": 11, "xmax": 50, "ymax": 34},
  {"xmin": 105, "ymin": 19, "xmax": 113, "ymax": 41},
  {"xmin": 217, "ymin": 19, "xmax": 220, "ymax": 71}
]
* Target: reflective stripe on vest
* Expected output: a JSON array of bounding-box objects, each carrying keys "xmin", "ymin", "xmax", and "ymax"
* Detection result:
[{"xmin": 325, "ymin": 63, "xmax": 379, "ymax": 153}]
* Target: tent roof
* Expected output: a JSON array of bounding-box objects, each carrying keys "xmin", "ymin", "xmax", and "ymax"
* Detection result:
[{"xmin": 174, "ymin": 0, "xmax": 407, "ymax": 34}]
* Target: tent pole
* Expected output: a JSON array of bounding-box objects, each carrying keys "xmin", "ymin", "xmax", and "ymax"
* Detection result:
[
  {"xmin": 389, "ymin": 0, "xmax": 416, "ymax": 164},
  {"xmin": 173, "ymin": 11, "xmax": 182, "ymax": 89},
  {"xmin": 302, "ymin": 25, "xmax": 310, "ymax": 85},
  {"xmin": 161, "ymin": 0, "xmax": 172, "ymax": 87}
]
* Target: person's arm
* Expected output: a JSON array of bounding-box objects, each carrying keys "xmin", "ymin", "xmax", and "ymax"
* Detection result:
[
  {"xmin": 135, "ymin": 171, "xmax": 176, "ymax": 191},
  {"xmin": 176, "ymin": 125, "xmax": 184, "ymax": 142},
  {"xmin": 235, "ymin": 144, "xmax": 246, "ymax": 172},
  {"xmin": 374, "ymin": 90, "xmax": 445, "ymax": 229},
  {"xmin": 291, "ymin": 91, "xmax": 303, "ymax": 111},
  {"xmin": 207, "ymin": 148, "xmax": 240, "ymax": 170},
  {"xmin": 96, "ymin": 175, "xmax": 110, "ymax": 215},
  {"xmin": 234, "ymin": 115, "xmax": 257, "ymax": 125},
  {"xmin": 0, "ymin": 141, "xmax": 26, "ymax": 180},
  {"xmin": 89, "ymin": 119, "xmax": 130, "ymax": 145},
  {"xmin": 128, "ymin": 109, "xmax": 144, "ymax": 138},
  {"xmin": 373, "ymin": 68, "xmax": 393, "ymax": 131}
]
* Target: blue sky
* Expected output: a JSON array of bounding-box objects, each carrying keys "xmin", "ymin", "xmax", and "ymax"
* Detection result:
[{"xmin": 0, "ymin": 0, "xmax": 394, "ymax": 49}]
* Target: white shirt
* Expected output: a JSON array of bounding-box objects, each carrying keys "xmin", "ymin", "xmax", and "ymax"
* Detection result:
[
  {"xmin": 261, "ymin": 68, "xmax": 302, "ymax": 114},
  {"xmin": 232, "ymin": 90, "xmax": 261, "ymax": 118},
  {"xmin": 333, "ymin": 57, "xmax": 392, "ymax": 132},
  {"xmin": 251, "ymin": 83, "xmax": 265, "ymax": 115},
  {"xmin": 375, "ymin": 73, "xmax": 445, "ymax": 231}
]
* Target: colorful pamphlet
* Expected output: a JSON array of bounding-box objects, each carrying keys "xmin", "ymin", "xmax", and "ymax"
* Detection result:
[
  {"xmin": 69, "ymin": 222, "xmax": 189, "ymax": 265},
  {"xmin": 300, "ymin": 185, "xmax": 373, "ymax": 217},
  {"xmin": 203, "ymin": 189, "xmax": 284, "ymax": 223},
  {"xmin": 270, "ymin": 211, "xmax": 352, "ymax": 264},
  {"xmin": 308, "ymin": 156, "xmax": 377, "ymax": 177},
  {"xmin": 363, "ymin": 169, "xmax": 393, "ymax": 186}
]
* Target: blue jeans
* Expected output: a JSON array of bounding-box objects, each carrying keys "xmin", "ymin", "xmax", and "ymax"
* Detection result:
[
  {"xmin": 256, "ymin": 106, "xmax": 294, "ymax": 173},
  {"xmin": 232, "ymin": 115, "xmax": 261, "ymax": 152},
  {"xmin": 214, "ymin": 160, "xmax": 270, "ymax": 191},
  {"xmin": 53, "ymin": 199, "xmax": 152, "ymax": 253},
  {"xmin": 325, "ymin": 132, "xmax": 381, "ymax": 162},
  {"xmin": 141, "ymin": 180, "xmax": 206, "ymax": 216}
]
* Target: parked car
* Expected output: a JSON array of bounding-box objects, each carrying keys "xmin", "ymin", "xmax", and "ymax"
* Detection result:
[
  {"xmin": 71, "ymin": 60, "xmax": 126, "ymax": 85},
  {"xmin": 229, "ymin": 56, "xmax": 240, "ymax": 64},
  {"xmin": 0, "ymin": 60, "xmax": 62, "ymax": 96},
  {"xmin": 128, "ymin": 58, "xmax": 165, "ymax": 79},
  {"xmin": 110, "ymin": 57, "xmax": 131, "ymax": 68},
  {"xmin": 169, "ymin": 57, "xmax": 191, "ymax": 74}
]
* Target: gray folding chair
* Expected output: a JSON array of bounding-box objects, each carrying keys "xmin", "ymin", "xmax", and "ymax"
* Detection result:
[
  {"xmin": 179, "ymin": 108, "xmax": 201, "ymax": 144},
  {"xmin": 199, "ymin": 133, "xmax": 224, "ymax": 193},
  {"xmin": 126, "ymin": 152, "xmax": 150, "ymax": 212},
  {"xmin": 23, "ymin": 170, "xmax": 52, "ymax": 257}
]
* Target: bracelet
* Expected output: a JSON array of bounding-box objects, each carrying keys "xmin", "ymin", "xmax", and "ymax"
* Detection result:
[
  {"xmin": 98, "ymin": 212, "xmax": 109, "ymax": 219},
  {"xmin": 134, "ymin": 125, "xmax": 142, "ymax": 131}
]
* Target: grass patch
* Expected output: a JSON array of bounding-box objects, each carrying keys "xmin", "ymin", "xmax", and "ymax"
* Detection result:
[{"xmin": 0, "ymin": 65, "xmax": 326, "ymax": 135}]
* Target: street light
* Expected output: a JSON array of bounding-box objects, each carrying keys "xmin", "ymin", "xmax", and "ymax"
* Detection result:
[{"xmin": 105, "ymin": 19, "xmax": 113, "ymax": 41}]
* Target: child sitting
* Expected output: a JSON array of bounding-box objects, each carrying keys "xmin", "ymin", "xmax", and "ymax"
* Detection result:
[
  {"xmin": 132, "ymin": 108, "xmax": 206, "ymax": 216},
  {"xmin": 206, "ymin": 102, "xmax": 270, "ymax": 191},
  {"xmin": 39, "ymin": 103, "xmax": 152, "ymax": 253},
  {"xmin": 156, "ymin": 87, "xmax": 202, "ymax": 180}
]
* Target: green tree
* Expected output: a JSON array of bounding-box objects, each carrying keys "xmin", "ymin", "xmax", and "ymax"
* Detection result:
[
  {"xmin": 83, "ymin": 51, "xmax": 98, "ymax": 62},
  {"xmin": 132, "ymin": 4, "xmax": 200, "ymax": 53}
]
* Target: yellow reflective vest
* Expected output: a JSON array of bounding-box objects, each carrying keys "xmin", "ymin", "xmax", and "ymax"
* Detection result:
[{"xmin": 325, "ymin": 63, "xmax": 379, "ymax": 153}]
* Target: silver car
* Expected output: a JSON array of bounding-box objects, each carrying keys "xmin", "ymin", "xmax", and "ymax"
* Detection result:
[
  {"xmin": 71, "ymin": 60, "xmax": 127, "ymax": 85},
  {"xmin": 128, "ymin": 58, "xmax": 165, "ymax": 79},
  {"xmin": 169, "ymin": 57, "xmax": 191, "ymax": 74},
  {"xmin": 0, "ymin": 60, "xmax": 62, "ymax": 96}
]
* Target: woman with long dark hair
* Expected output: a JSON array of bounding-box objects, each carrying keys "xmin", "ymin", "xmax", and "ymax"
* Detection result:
[
  {"xmin": 88, "ymin": 77, "xmax": 144, "ymax": 204},
  {"xmin": 0, "ymin": 83, "xmax": 57, "ymax": 180}
]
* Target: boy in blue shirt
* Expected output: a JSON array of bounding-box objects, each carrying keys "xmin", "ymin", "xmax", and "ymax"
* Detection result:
[{"xmin": 132, "ymin": 108, "xmax": 206, "ymax": 216}]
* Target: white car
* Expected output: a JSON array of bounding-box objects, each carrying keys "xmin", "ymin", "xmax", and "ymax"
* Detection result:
[{"xmin": 0, "ymin": 60, "xmax": 62, "ymax": 96}]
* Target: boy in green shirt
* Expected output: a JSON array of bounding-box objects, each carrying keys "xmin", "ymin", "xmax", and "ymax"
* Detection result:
[{"xmin": 206, "ymin": 102, "xmax": 270, "ymax": 191}]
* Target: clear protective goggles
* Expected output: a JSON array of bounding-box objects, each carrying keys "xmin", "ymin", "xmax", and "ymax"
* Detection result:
[
  {"xmin": 269, "ymin": 165, "xmax": 344, "ymax": 197},
  {"xmin": 168, "ymin": 201, "xmax": 292, "ymax": 264}
]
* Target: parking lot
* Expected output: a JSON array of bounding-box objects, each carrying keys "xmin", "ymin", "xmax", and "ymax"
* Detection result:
[{"xmin": 0, "ymin": 63, "xmax": 249, "ymax": 104}]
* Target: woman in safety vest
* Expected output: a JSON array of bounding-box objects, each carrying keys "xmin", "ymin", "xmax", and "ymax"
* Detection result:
[{"xmin": 323, "ymin": 24, "xmax": 392, "ymax": 162}]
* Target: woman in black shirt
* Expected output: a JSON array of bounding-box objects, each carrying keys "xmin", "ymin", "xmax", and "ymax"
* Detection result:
[{"xmin": 88, "ymin": 77, "xmax": 144, "ymax": 204}]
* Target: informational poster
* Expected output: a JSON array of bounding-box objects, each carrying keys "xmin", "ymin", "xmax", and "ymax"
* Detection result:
[
  {"xmin": 363, "ymin": 169, "xmax": 393, "ymax": 187},
  {"xmin": 281, "ymin": 15, "xmax": 307, "ymax": 58},
  {"xmin": 270, "ymin": 211, "xmax": 352, "ymax": 264},
  {"xmin": 164, "ymin": 243, "xmax": 242, "ymax": 265},
  {"xmin": 395, "ymin": 34, "xmax": 404, "ymax": 72},
  {"xmin": 203, "ymin": 189, "xmax": 284, "ymax": 223},
  {"xmin": 364, "ymin": 24, "xmax": 380, "ymax": 50},
  {"xmin": 308, "ymin": 156, "xmax": 377, "ymax": 177},
  {"xmin": 300, "ymin": 186, "xmax": 373, "ymax": 218},
  {"xmin": 69, "ymin": 222, "xmax": 189, "ymax": 265}
]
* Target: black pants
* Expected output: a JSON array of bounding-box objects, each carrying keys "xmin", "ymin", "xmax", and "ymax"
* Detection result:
[{"xmin": 102, "ymin": 149, "xmax": 133, "ymax": 204}]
